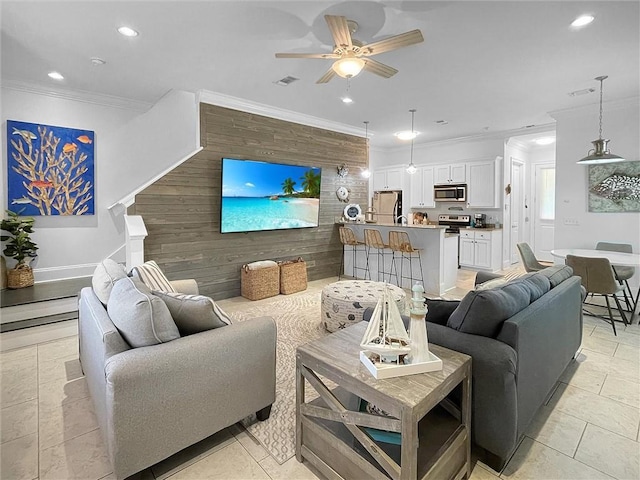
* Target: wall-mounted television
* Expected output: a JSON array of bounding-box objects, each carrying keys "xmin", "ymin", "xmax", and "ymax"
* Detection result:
[{"xmin": 220, "ymin": 158, "xmax": 322, "ymax": 234}]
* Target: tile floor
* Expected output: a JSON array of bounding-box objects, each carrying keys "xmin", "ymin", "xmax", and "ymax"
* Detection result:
[{"xmin": 1, "ymin": 270, "xmax": 638, "ymax": 480}]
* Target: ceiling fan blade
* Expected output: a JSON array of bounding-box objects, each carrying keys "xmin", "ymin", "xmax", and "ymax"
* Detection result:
[
  {"xmin": 276, "ymin": 52, "xmax": 340, "ymax": 59},
  {"xmin": 325, "ymin": 15, "xmax": 352, "ymax": 49},
  {"xmin": 316, "ymin": 68, "xmax": 336, "ymax": 84},
  {"xmin": 363, "ymin": 59, "xmax": 398, "ymax": 78},
  {"xmin": 361, "ymin": 29, "xmax": 424, "ymax": 56}
]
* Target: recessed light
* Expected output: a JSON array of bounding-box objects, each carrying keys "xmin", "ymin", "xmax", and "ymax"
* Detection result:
[
  {"xmin": 394, "ymin": 131, "xmax": 419, "ymax": 140},
  {"xmin": 571, "ymin": 15, "xmax": 594, "ymax": 27},
  {"xmin": 118, "ymin": 26, "xmax": 139, "ymax": 37},
  {"xmin": 90, "ymin": 57, "xmax": 106, "ymax": 66},
  {"xmin": 342, "ymin": 96, "xmax": 353, "ymax": 104},
  {"xmin": 48, "ymin": 71, "xmax": 64, "ymax": 80},
  {"xmin": 534, "ymin": 137, "xmax": 556, "ymax": 146}
]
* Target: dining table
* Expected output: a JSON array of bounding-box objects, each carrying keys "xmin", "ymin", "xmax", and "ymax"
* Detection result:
[{"xmin": 550, "ymin": 248, "xmax": 640, "ymax": 324}]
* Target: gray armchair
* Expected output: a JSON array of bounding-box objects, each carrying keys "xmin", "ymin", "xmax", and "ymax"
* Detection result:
[{"xmin": 79, "ymin": 283, "xmax": 277, "ymax": 479}]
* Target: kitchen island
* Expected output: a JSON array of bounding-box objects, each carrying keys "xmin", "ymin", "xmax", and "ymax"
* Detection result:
[{"xmin": 340, "ymin": 222, "xmax": 458, "ymax": 296}]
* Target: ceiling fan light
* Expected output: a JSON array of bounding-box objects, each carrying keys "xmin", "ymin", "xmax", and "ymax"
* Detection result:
[
  {"xmin": 332, "ymin": 57, "xmax": 365, "ymax": 78},
  {"xmin": 571, "ymin": 15, "xmax": 594, "ymax": 27}
]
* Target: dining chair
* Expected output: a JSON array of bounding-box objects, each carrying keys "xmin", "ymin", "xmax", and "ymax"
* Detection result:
[
  {"xmin": 595, "ymin": 242, "xmax": 636, "ymax": 311},
  {"xmin": 516, "ymin": 242, "xmax": 554, "ymax": 272},
  {"xmin": 565, "ymin": 254, "xmax": 628, "ymax": 335}
]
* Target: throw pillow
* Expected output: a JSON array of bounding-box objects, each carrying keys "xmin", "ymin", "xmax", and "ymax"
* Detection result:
[
  {"xmin": 92, "ymin": 259, "xmax": 128, "ymax": 304},
  {"xmin": 424, "ymin": 299, "xmax": 461, "ymax": 325},
  {"xmin": 130, "ymin": 260, "xmax": 177, "ymax": 293},
  {"xmin": 538, "ymin": 265, "xmax": 574, "ymax": 288},
  {"xmin": 107, "ymin": 277, "xmax": 180, "ymax": 347},
  {"xmin": 153, "ymin": 291, "xmax": 232, "ymax": 335},
  {"xmin": 447, "ymin": 282, "xmax": 531, "ymax": 338}
]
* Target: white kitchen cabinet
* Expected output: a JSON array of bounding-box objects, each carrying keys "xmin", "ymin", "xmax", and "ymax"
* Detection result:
[
  {"xmin": 467, "ymin": 158, "xmax": 501, "ymax": 208},
  {"xmin": 373, "ymin": 167, "xmax": 403, "ymax": 191},
  {"xmin": 434, "ymin": 164, "xmax": 466, "ymax": 184},
  {"xmin": 459, "ymin": 229, "xmax": 502, "ymax": 271},
  {"xmin": 409, "ymin": 166, "xmax": 435, "ymax": 208}
]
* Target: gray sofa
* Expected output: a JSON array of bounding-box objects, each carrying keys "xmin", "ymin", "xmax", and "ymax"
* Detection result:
[
  {"xmin": 365, "ymin": 266, "xmax": 583, "ymax": 470},
  {"xmin": 429, "ymin": 268, "xmax": 583, "ymax": 470},
  {"xmin": 79, "ymin": 283, "xmax": 277, "ymax": 479}
]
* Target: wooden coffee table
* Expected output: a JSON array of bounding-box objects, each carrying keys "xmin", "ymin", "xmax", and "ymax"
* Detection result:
[{"xmin": 296, "ymin": 322, "xmax": 472, "ymax": 480}]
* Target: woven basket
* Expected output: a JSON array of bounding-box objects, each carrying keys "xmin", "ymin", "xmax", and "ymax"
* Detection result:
[
  {"xmin": 7, "ymin": 265, "xmax": 34, "ymax": 289},
  {"xmin": 279, "ymin": 257, "xmax": 307, "ymax": 295},
  {"xmin": 241, "ymin": 262, "xmax": 280, "ymax": 300}
]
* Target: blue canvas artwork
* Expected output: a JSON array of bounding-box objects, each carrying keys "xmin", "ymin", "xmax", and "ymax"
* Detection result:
[{"xmin": 7, "ymin": 120, "xmax": 95, "ymax": 215}]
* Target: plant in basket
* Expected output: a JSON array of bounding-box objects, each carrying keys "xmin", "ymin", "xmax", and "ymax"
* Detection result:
[{"xmin": 1, "ymin": 209, "xmax": 39, "ymax": 288}]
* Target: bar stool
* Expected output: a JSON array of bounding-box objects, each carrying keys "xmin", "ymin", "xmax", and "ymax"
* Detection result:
[
  {"xmin": 338, "ymin": 227, "xmax": 366, "ymax": 279},
  {"xmin": 364, "ymin": 229, "xmax": 394, "ymax": 282},
  {"xmin": 389, "ymin": 230, "xmax": 424, "ymax": 289}
]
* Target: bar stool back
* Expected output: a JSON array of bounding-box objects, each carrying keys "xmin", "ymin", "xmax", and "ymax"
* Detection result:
[
  {"xmin": 389, "ymin": 230, "xmax": 424, "ymax": 288},
  {"xmin": 364, "ymin": 229, "xmax": 393, "ymax": 282},
  {"xmin": 338, "ymin": 227, "xmax": 365, "ymax": 279}
]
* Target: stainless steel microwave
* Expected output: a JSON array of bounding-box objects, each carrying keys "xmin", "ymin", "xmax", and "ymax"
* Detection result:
[{"xmin": 434, "ymin": 184, "xmax": 467, "ymax": 202}]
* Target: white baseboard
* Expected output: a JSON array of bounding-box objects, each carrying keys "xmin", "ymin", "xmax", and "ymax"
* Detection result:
[
  {"xmin": 0, "ymin": 319, "xmax": 78, "ymax": 352},
  {"xmin": 33, "ymin": 264, "xmax": 97, "ymax": 283},
  {"xmin": 1, "ymin": 297, "xmax": 78, "ymax": 324}
]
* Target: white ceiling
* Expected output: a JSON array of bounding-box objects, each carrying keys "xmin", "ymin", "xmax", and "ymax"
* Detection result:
[{"xmin": 2, "ymin": 1, "xmax": 639, "ymax": 148}]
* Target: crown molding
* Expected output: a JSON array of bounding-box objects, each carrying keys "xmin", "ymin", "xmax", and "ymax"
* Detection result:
[
  {"xmin": 381, "ymin": 122, "xmax": 556, "ymax": 154},
  {"xmin": 549, "ymin": 96, "xmax": 640, "ymax": 119},
  {"xmin": 197, "ymin": 89, "xmax": 367, "ymax": 138},
  {"xmin": 0, "ymin": 79, "xmax": 153, "ymax": 112},
  {"xmin": 506, "ymin": 138, "xmax": 532, "ymax": 152}
]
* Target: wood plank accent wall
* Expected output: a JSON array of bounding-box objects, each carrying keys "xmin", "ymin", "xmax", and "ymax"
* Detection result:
[{"xmin": 131, "ymin": 104, "xmax": 368, "ymax": 299}]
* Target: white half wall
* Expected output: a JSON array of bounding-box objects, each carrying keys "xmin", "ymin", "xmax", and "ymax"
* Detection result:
[{"xmin": 1, "ymin": 87, "xmax": 199, "ymax": 281}]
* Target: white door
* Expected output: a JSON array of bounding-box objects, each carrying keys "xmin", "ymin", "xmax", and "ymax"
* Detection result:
[
  {"xmin": 510, "ymin": 160, "xmax": 524, "ymax": 264},
  {"xmin": 533, "ymin": 163, "xmax": 556, "ymax": 262}
]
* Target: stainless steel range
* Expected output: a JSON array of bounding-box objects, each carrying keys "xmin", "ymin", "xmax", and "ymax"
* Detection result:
[{"xmin": 438, "ymin": 214, "xmax": 471, "ymax": 233}]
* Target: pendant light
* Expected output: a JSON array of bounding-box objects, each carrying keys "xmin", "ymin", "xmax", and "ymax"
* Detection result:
[
  {"xmin": 361, "ymin": 121, "xmax": 371, "ymax": 178},
  {"xmin": 577, "ymin": 76, "xmax": 625, "ymax": 165},
  {"xmin": 406, "ymin": 109, "xmax": 418, "ymax": 174}
]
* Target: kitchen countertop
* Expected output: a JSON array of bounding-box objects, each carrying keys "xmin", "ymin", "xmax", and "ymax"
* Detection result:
[
  {"xmin": 336, "ymin": 222, "xmax": 447, "ymax": 230},
  {"xmin": 463, "ymin": 227, "xmax": 503, "ymax": 231}
]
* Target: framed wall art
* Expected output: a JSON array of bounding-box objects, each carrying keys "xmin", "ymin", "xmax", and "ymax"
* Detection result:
[
  {"xmin": 588, "ymin": 161, "xmax": 640, "ymax": 213},
  {"xmin": 7, "ymin": 120, "xmax": 95, "ymax": 216}
]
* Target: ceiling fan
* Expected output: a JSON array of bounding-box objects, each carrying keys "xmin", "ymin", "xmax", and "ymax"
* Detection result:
[{"xmin": 275, "ymin": 15, "xmax": 424, "ymax": 84}]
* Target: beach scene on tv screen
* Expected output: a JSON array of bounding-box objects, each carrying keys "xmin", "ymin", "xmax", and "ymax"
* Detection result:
[{"xmin": 221, "ymin": 159, "xmax": 321, "ymax": 233}]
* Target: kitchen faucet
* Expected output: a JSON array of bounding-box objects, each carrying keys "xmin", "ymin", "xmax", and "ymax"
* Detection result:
[{"xmin": 396, "ymin": 215, "xmax": 408, "ymax": 225}]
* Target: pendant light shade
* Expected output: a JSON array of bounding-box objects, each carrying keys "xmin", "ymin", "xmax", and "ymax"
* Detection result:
[
  {"xmin": 577, "ymin": 76, "xmax": 625, "ymax": 165},
  {"xmin": 406, "ymin": 109, "xmax": 418, "ymax": 175}
]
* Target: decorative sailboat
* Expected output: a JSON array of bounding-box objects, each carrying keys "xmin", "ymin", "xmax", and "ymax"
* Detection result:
[
  {"xmin": 360, "ymin": 285, "xmax": 411, "ymax": 363},
  {"xmin": 360, "ymin": 283, "xmax": 443, "ymax": 379}
]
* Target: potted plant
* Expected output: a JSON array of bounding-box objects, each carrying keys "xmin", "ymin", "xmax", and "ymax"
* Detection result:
[{"xmin": 1, "ymin": 210, "xmax": 39, "ymax": 288}]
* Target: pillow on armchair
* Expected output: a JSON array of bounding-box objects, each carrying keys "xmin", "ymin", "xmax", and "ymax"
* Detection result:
[
  {"xmin": 107, "ymin": 277, "xmax": 180, "ymax": 347},
  {"xmin": 92, "ymin": 259, "xmax": 128, "ymax": 304},
  {"xmin": 153, "ymin": 291, "xmax": 232, "ymax": 335},
  {"xmin": 130, "ymin": 260, "xmax": 177, "ymax": 293}
]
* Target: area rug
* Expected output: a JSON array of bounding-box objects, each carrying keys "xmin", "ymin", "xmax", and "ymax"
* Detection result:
[{"xmin": 229, "ymin": 291, "xmax": 328, "ymax": 464}]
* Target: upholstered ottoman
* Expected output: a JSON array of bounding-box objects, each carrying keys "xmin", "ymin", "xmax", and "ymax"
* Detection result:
[{"xmin": 321, "ymin": 280, "xmax": 407, "ymax": 333}]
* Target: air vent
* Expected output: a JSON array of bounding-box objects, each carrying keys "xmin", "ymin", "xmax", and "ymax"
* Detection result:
[
  {"xmin": 434, "ymin": 120, "xmax": 449, "ymax": 125},
  {"xmin": 568, "ymin": 87, "xmax": 596, "ymax": 97},
  {"xmin": 274, "ymin": 76, "xmax": 299, "ymax": 86}
]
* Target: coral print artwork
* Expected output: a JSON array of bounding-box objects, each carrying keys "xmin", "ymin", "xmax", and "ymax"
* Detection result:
[{"xmin": 7, "ymin": 120, "xmax": 95, "ymax": 215}]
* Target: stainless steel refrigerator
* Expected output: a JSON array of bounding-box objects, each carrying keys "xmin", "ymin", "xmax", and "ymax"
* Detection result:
[{"xmin": 372, "ymin": 190, "xmax": 403, "ymax": 224}]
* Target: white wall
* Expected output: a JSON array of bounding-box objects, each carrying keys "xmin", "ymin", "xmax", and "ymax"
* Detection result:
[
  {"xmin": 552, "ymin": 98, "xmax": 640, "ymax": 288},
  {"xmin": 1, "ymin": 87, "xmax": 198, "ymax": 281}
]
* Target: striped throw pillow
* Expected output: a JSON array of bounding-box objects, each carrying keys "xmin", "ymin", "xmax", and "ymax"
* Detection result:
[
  {"xmin": 152, "ymin": 291, "xmax": 232, "ymax": 335},
  {"xmin": 130, "ymin": 260, "xmax": 176, "ymax": 293}
]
